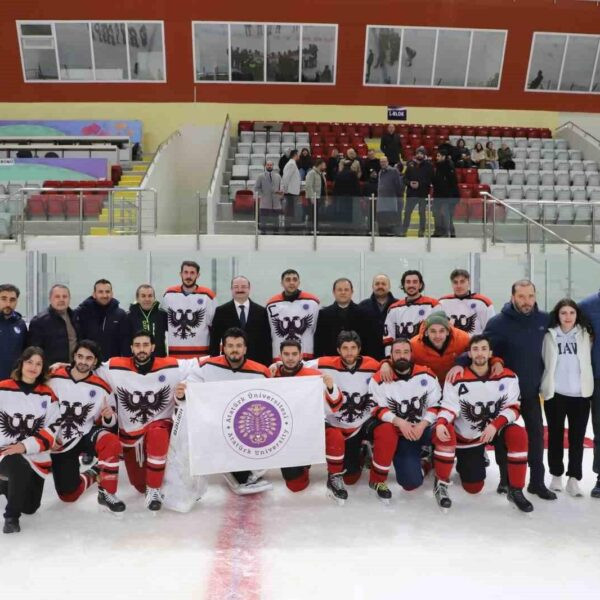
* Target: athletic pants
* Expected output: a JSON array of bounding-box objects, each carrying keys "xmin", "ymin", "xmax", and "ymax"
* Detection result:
[{"xmin": 0, "ymin": 455, "xmax": 44, "ymax": 519}]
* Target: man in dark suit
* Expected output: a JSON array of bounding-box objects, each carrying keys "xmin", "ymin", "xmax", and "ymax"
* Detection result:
[
  {"xmin": 209, "ymin": 276, "xmax": 272, "ymax": 365},
  {"xmin": 314, "ymin": 278, "xmax": 379, "ymax": 359},
  {"xmin": 358, "ymin": 274, "xmax": 397, "ymax": 359}
]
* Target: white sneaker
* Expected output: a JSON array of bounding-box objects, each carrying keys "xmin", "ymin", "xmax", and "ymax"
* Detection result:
[
  {"xmin": 550, "ymin": 475, "xmax": 563, "ymax": 492},
  {"xmin": 566, "ymin": 477, "xmax": 583, "ymax": 497},
  {"xmin": 223, "ymin": 472, "xmax": 273, "ymax": 495}
]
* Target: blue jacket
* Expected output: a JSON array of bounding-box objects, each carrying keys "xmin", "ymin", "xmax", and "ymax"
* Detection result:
[
  {"xmin": 482, "ymin": 302, "xmax": 549, "ymax": 399},
  {"xmin": 0, "ymin": 311, "xmax": 27, "ymax": 379},
  {"xmin": 578, "ymin": 291, "xmax": 600, "ymax": 377}
]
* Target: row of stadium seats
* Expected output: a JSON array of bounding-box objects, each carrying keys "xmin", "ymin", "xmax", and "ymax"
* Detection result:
[
  {"xmin": 448, "ymin": 136, "xmax": 568, "ymax": 150},
  {"xmin": 41, "ymin": 179, "xmax": 113, "ymax": 190},
  {"xmin": 490, "ymin": 185, "xmax": 600, "ymax": 202},
  {"xmin": 26, "ymin": 194, "xmax": 104, "ymax": 220},
  {"xmin": 479, "ymin": 169, "xmax": 600, "ymax": 187}
]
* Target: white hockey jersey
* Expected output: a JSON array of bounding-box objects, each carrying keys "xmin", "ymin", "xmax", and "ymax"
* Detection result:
[
  {"xmin": 0, "ymin": 379, "xmax": 61, "ymax": 477},
  {"xmin": 439, "ymin": 367, "xmax": 521, "ymax": 446},
  {"xmin": 305, "ymin": 356, "xmax": 380, "ymax": 434},
  {"xmin": 438, "ymin": 293, "xmax": 495, "ymax": 336},
  {"xmin": 265, "ymin": 291, "xmax": 320, "ymax": 360},
  {"xmin": 162, "ymin": 284, "xmax": 217, "ymax": 358},
  {"xmin": 369, "ymin": 364, "xmax": 441, "ymax": 425},
  {"xmin": 48, "ymin": 367, "xmax": 115, "ymax": 453},
  {"xmin": 383, "ymin": 296, "xmax": 440, "ymax": 354},
  {"xmin": 186, "ymin": 355, "xmax": 271, "ymax": 384}
]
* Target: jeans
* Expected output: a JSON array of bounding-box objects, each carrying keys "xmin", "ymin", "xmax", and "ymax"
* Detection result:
[
  {"xmin": 433, "ymin": 198, "xmax": 456, "ymax": 236},
  {"xmin": 403, "ymin": 196, "xmax": 427, "ymax": 235}
]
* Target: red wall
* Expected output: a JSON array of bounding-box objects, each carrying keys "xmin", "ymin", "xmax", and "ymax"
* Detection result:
[{"xmin": 1, "ymin": 0, "xmax": 599, "ymax": 111}]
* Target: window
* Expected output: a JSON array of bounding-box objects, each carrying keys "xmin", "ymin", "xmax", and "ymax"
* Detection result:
[
  {"xmin": 364, "ymin": 25, "xmax": 507, "ymax": 89},
  {"xmin": 17, "ymin": 21, "xmax": 166, "ymax": 82},
  {"xmin": 193, "ymin": 22, "xmax": 338, "ymax": 84},
  {"xmin": 526, "ymin": 32, "xmax": 600, "ymax": 93}
]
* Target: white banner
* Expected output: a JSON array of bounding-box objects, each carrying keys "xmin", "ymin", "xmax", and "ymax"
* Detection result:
[{"xmin": 186, "ymin": 376, "xmax": 326, "ymax": 475}]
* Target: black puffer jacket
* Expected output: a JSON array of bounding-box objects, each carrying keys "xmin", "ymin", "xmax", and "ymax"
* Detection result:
[
  {"xmin": 27, "ymin": 306, "xmax": 81, "ymax": 365},
  {"xmin": 432, "ymin": 157, "xmax": 459, "ymax": 200}
]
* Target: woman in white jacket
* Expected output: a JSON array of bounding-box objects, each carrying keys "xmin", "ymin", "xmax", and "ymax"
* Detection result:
[{"xmin": 541, "ymin": 298, "xmax": 594, "ymax": 497}]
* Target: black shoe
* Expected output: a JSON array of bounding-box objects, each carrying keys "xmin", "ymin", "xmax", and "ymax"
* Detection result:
[
  {"xmin": 527, "ymin": 484, "xmax": 557, "ymax": 500},
  {"xmin": 433, "ymin": 478, "xmax": 452, "ymax": 510},
  {"xmin": 145, "ymin": 487, "xmax": 163, "ymax": 511},
  {"xmin": 497, "ymin": 482, "xmax": 509, "ymax": 495},
  {"xmin": 98, "ymin": 488, "xmax": 126, "ymax": 513},
  {"xmin": 507, "ymin": 488, "xmax": 534, "ymax": 513},
  {"xmin": 591, "ymin": 477, "xmax": 600, "ymax": 498},
  {"xmin": 327, "ymin": 474, "xmax": 348, "ymax": 503},
  {"xmin": 369, "ymin": 481, "xmax": 392, "ymax": 502},
  {"xmin": 3, "ymin": 517, "xmax": 20, "ymax": 534}
]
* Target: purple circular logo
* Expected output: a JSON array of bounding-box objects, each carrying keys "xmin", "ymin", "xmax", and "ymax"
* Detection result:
[
  {"xmin": 89, "ymin": 390, "xmax": 96, "ymax": 398},
  {"xmin": 197, "ymin": 298, "xmax": 204, "ymax": 305},
  {"xmin": 158, "ymin": 374, "xmax": 166, "ymax": 382},
  {"xmin": 223, "ymin": 389, "xmax": 292, "ymax": 458},
  {"xmin": 421, "ymin": 379, "xmax": 427, "ymax": 386},
  {"xmin": 499, "ymin": 383, "xmax": 505, "ymax": 391},
  {"xmin": 41, "ymin": 401, "xmax": 47, "ymax": 409},
  {"xmin": 303, "ymin": 303, "xmax": 310, "ymax": 310},
  {"xmin": 470, "ymin": 303, "xmax": 477, "ymax": 309},
  {"xmin": 418, "ymin": 309, "xmax": 425, "ymax": 316}
]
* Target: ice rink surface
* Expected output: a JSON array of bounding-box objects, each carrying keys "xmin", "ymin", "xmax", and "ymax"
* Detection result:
[{"xmin": 2, "ymin": 451, "xmax": 600, "ymax": 600}]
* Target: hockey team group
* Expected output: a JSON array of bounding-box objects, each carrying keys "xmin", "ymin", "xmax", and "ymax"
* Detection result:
[{"xmin": 0, "ymin": 260, "xmax": 598, "ymax": 534}]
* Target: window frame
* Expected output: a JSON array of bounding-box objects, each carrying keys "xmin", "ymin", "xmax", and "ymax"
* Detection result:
[{"xmin": 16, "ymin": 19, "xmax": 167, "ymax": 84}]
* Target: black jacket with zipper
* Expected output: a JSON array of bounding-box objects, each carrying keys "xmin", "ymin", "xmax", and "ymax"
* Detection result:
[{"xmin": 127, "ymin": 301, "xmax": 168, "ymax": 357}]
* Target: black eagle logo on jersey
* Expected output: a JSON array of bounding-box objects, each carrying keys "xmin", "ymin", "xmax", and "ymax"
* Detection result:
[
  {"xmin": 387, "ymin": 392, "xmax": 428, "ymax": 423},
  {"xmin": 339, "ymin": 391, "xmax": 376, "ymax": 424},
  {"xmin": 0, "ymin": 411, "xmax": 45, "ymax": 441},
  {"xmin": 59, "ymin": 401, "xmax": 94, "ymax": 440},
  {"xmin": 115, "ymin": 386, "xmax": 171, "ymax": 424},
  {"xmin": 394, "ymin": 321, "xmax": 418, "ymax": 338},
  {"xmin": 168, "ymin": 308, "xmax": 205, "ymax": 340},
  {"xmin": 271, "ymin": 314, "xmax": 314, "ymax": 341},
  {"xmin": 460, "ymin": 394, "xmax": 507, "ymax": 432},
  {"xmin": 450, "ymin": 313, "xmax": 477, "ymax": 334}
]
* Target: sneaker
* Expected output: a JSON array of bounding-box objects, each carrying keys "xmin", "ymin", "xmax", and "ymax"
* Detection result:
[
  {"xmin": 433, "ymin": 478, "xmax": 452, "ymax": 510},
  {"xmin": 507, "ymin": 488, "xmax": 534, "ymax": 513},
  {"xmin": 327, "ymin": 473, "xmax": 348, "ymax": 503},
  {"xmin": 145, "ymin": 487, "xmax": 163, "ymax": 511},
  {"xmin": 3, "ymin": 517, "xmax": 20, "ymax": 534},
  {"xmin": 591, "ymin": 477, "xmax": 600, "ymax": 499},
  {"xmin": 527, "ymin": 484, "xmax": 558, "ymax": 501},
  {"xmin": 369, "ymin": 481, "xmax": 392, "ymax": 502},
  {"xmin": 98, "ymin": 488, "xmax": 126, "ymax": 513},
  {"xmin": 550, "ymin": 475, "xmax": 563, "ymax": 492},
  {"xmin": 565, "ymin": 477, "xmax": 583, "ymax": 498}
]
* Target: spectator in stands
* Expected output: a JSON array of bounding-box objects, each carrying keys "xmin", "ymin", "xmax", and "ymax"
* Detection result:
[
  {"xmin": 305, "ymin": 158, "xmax": 328, "ymax": 224},
  {"xmin": 0, "ymin": 284, "xmax": 27, "ymax": 379},
  {"xmin": 326, "ymin": 148, "xmax": 341, "ymax": 182},
  {"xmin": 363, "ymin": 149, "xmax": 381, "ymax": 181},
  {"xmin": 471, "ymin": 142, "xmax": 487, "ymax": 168},
  {"xmin": 377, "ymin": 156, "xmax": 404, "ymax": 236},
  {"xmin": 333, "ymin": 160, "xmax": 361, "ymax": 224},
  {"xmin": 432, "ymin": 151, "xmax": 459, "ymax": 238},
  {"xmin": 485, "ymin": 141, "xmax": 499, "ymax": 169},
  {"xmin": 438, "ymin": 139, "xmax": 461, "ymax": 164},
  {"xmin": 254, "ymin": 160, "xmax": 283, "ymax": 231},
  {"xmin": 380, "ymin": 124, "xmax": 402, "ymax": 166},
  {"xmin": 281, "ymin": 150, "xmax": 301, "ymax": 231},
  {"xmin": 498, "ymin": 143, "xmax": 515, "ymax": 170},
  {"xmin": 403, "ymin": 146, "xmax": 433, "ymax": 238},
  {"xmin": 456, "ymin": 138, "xmax": 470, "ymax": 157},
  {"xmin": 27, "ymin": 284, "xmax": 80, "ymax": 366},
  {"xmin": 456, "ymin": 150, "xmax": 475, "ymax": 169},
  {"xmin": 74, "ymin": 279, "xmax": 129, "ymax": 359},
  {"xmin": 358, "ymin": 274, "xmax": 397, "ymax": 360},
  {"xmin": 278, "ymin": 148, "xmax": 291, "ymax": 175},
  {"xmin": 364, "ymin": 169, "xmax": 379, "ymax": 198},
  {"xmin": 346, "ymin": 148, "xmax": 362, "ymax": 180},
  {"xmin": 298, "ymin": 148, "xmax": 313, "ymax": 181},
  {"xmin": 127, "ymin": 284, "xmax": 168, "ymax": 357}
]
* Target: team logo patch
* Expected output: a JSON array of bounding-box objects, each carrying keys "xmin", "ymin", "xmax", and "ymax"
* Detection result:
[
  {"xmin": 41, "ymin": 401, "xmax": 47, "ymax": 409},
  {"xmin": 197, "ymin": 298, "xmax": 204, "ymax": 305},
  {"xmin": 0, "ymin": 411, "xmax": 44, "ymax": 441},
  {"xmin": 499, "ymin": 383, "xmax": 505, "ymax": 391},
  {"xmin": 460, "ymin": 395, "xmax": 507, "ymax": 432},
  {"xmin": 420, "ymin": 379, "xmax": 428, "ymax": 386},
  {"xmin": 470, "ymin": 303, "xmax": 477, "ymax": 309},
  {"xmin": 418, "ymin": 309, "xmax": 425, "ymax": 316},
  {"xmin": 271, "ymin": 314, "xmax": 313, "ymax": 341},
  {"xmin": 339, "ymin": 392, "xmax": 376, "ymax": 424},
  {"xmin": 89, "ymin": 390, "xmax": 96, "ymax": 398},
  {"xmin": 159, "ymin": 375, "xmax": 166, "ymax": 382},
  {"xmin": 116, "ymin": 386, "xmax": 171, "ymax": 424},
  {"xmin": 302, "ymin": 303, "xmax": 310, "ymax": 310},
  {"xmin": 223, "ymin": 389, "xmax": 292, "ymax": 458},
  {"xmin": 168, "ymin": 308, "xmax": 205, "ymax": 339},
  {"xmin": 60, "ymin": 401, "xmax": 94, "ymax": 440}
]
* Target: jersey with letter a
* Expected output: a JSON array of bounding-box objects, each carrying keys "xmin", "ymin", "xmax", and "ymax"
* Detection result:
[
  {"xmin": 48, "ymin": 367, "xmax": 115, "ymax": 453},
  {"xmin": 96, "ymin": 357, "xmax": 191, "ymax": 447},
  {"xmin": 383, "ymin": 296, "xmax": 439, "ymax": 354},
  {"xmin": 266, "ymin": 291, "xmax": 320, "ymax": 360},
  {"xmin": 0, "ymin": 380, "xmax": 61, "ymax": 477},
  {"xmin": 369, "ymin": 365, "xmax": 441, "ymax": 425},
  {"xmin": 439, "ymin": 367, "xmax": 521, "ymax": 446},
  {"xmin": 162, "ymin": 284, "xmax": 217, "ymax": 358},
  {"xmin": 305, "ymin": 356, "xmax": 379, "ymax": 435},
  {"xmin": 438, "ymin": 293, "xmax": 495, "ymax": 336}
]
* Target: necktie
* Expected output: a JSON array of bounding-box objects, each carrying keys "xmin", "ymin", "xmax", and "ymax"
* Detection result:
[{"xmin": 239, "ymin": 304, "xmax": 247, "ymax": 329}]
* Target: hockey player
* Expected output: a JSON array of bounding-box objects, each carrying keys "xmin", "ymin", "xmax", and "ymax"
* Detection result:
[
  {"xmin": 438, "ymin": 269, "xmax": 495, "ymax": 336},
  {"xmin": 184, "ymin": 327, "xmax": 273, "ymax": 495},
  {"xmin": 162, "ymin": 260, "xmax": 217, "ymax": 359},
  {"xmin": 272, "ymin": 340, "xmax": 345, "ymax": 500},
  {"xmin": 266, "ymin": 269, "xmax": 320, "ymax": 361},
  {"xmin": 369, "ymin": 338, "xmax": 441, "ymax": 496},
  {"xmin": 0, "ymin": 347, "xmax": 61, "ymax": 534},
  {"xmin": 383, "ymin": 270, "xmax": 439, "ymax": 355},
  {"xmin": 306, "ymin": 330, "xmax": 399, "ymax": 502},
  {"xmin": 49, "ymin": 340, "xmax": 125, "ymax": 513},
  {"xmin": 432, "ymin": 335, "xmax": 533, "ymax": 512}
]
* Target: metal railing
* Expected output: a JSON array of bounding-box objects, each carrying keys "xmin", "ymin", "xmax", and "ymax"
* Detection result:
[
  {"xmin": 19, "ymin": 186, "xmax": 157, "ymax": 250},
  {"xmin": 556, "ymin": 121, "xmax": 600, "ymax": 148},
  {"xmin": 140, "ymin": 130, "xmax": 182, "ymax": 189}
]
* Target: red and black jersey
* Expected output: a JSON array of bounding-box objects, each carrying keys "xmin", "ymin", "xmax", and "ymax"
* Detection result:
[
  {"xmin": 383, "ymin": 296, "xmax": 440, "ymax": 353},
  {"xmin": 438, "ymin": 293, "xmax": 495, "ymax": 336}
]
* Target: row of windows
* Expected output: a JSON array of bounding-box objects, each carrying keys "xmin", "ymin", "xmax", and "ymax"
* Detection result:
[{"xmin": 16, "ymin": 21, "xmax": 600, "ymax": 95}]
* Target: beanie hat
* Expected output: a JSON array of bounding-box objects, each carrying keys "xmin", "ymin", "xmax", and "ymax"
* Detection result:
[{"xmin": 424, "ymin": 311, "xmax": 451, "ymax": 332}]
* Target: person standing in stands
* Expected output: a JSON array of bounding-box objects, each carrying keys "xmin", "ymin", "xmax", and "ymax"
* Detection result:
[
  {"xmin": 305, "ymin": 158, "xmax": 328, "ymax": 223},
  {"xmin": 377, "ymin": 156, "xmax": 404, "ymax": 236},
  {"xmin": 326, "ymin": 148, "xmax": 341, "ymax": 182},
  {"xmin": 254, "ymin": 160, "xmax": 282, "ymax": 232},
  {"xmin": 402, "ymin": 146, "xmax": 433, "ymax": 238},
  {"xmin": 281, "ymin": 149, "xmax": 301, "ymax": 231},
  {"xmin": 380, "ymin": 124, "xmax": 402, "ymax": 166},
  {"xmin": 74, "ymin": 279, "xmax": 129, "ymax": 359},
  {"xmin": 27, "ymin": 284, "xmax": 80, "ymax": 366},
  {"xmin": 298, "ymin": 148, "xmax": 314, "ymax": 181},
  {"xmin": 0, "ymin": 284, "xmax": 27, "ymax": 379},
  {"xmin": 432, "ymin": 151, "xmax": 460, "ymax": 238},
  {"xmin": 127, "ymin": 284, "xmax": 168, "ymax": 357},
  {"xmin": 162, "ymin": 260, "xmax": 216, "ymax": 359},
  {"xmin": 363, "ymin": 149, "xmax": 381, "ymax": 181}
]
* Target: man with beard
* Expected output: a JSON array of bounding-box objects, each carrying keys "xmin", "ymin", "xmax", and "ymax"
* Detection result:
[
  {"xmin": 127, "ymin": 284, "xmax": 168, "ymax": 357},
  {"xmin": 433, "ymin": 335, "xmax": 532, "ymax": 513},
  {"xmin": 383, "ymin": 270, "xmax": 439, "ymax": 355},
  {"xmin": 402, "ymin": 146, "xmax": 434, "ymax": 238},
  {"xmin": 49, "ymin": 340, "xmax": 125, "ymax": 512},
  {"xmin": 305, "ymin": 330, "xmax": 397, "ymax": 502},
  {"xmin": 184, "ymin": 327, "xmax": 273, "ymax": 495},
  {"xmin": 369, "ymin": 338, "xmax": 441, "ymax": 497},
  {"xmin": 0, "ymin": 284, "xmax": 27, "ymax": 380},
  {"xmin": 162, "ymin": 260, "xmax": 216, "ymax": 359}
]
